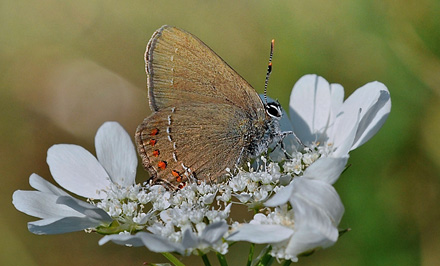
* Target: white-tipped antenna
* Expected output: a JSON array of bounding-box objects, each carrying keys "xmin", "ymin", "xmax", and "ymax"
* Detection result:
[{"xmin": 264, "ymin": 39, "xmax": 275, "ymax": 105}]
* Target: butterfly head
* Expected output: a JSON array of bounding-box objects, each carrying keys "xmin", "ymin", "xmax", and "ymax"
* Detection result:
[{"xmin": 265, "ymin": 101, "xmax": 283, "ymax": 120}]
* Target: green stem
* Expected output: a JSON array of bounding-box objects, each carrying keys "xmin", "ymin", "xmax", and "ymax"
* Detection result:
[
  {"xmin": 256, "ymin": 245, "xmax": 274, "ymax": 266},
  {"xmin": 216, "ymin": 253, "xmax": 228, "ymax": 266},
  {"xmin": 281, "ymin": 260, "xmax": 291, "ymax": 266},
  {"xmin": 246, "ymin": 243, "xmax": 255, "ymax": 266},
  {"xmin": 257, "ymin": 254, "xmax": 274, "ymax": 266},
  {"xmin": 200, "ymin": 253, "xmax": 212, "ymax": 266},
  {"xmin": 161, "ymin": 252, "xmax": 185, "ymax": 266}
]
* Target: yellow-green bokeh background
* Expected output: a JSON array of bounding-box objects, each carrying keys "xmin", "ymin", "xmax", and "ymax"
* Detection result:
[{"xmin": 2, "ymin": 0, "xmax": 439, "ymax": 265}]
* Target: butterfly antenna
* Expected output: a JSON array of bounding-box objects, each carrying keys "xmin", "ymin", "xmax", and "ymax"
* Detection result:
[{"xmin": 264, "ymin": 39, "xmax": 274, "ymax": 105}]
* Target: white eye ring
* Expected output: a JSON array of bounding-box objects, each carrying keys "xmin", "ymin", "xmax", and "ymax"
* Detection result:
[{"xmin": 266, "ymin": 102, "xmax": 282, "ymax": 119}]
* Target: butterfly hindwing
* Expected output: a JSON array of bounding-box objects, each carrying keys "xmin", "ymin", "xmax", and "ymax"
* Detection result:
[{"xmin": 136, "ymin": 103, "xmax": 251, "ymax": 189}]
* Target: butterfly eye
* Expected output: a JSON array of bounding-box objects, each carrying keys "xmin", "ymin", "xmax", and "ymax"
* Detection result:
[{"xmin": 266, "ymin": 102, "xmax": 282, "ymax": 119}]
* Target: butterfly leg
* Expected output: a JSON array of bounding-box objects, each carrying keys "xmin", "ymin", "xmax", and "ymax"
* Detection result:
[
  {"xmin": 273, "ymin": 130, "xmax": 305, "ymax": 159},
  {"xmin": 269, "ymin": 135, "xmax": 292, "ymax": 159},
  {"xmin": 280, "ymin": 130, "xmax": 305, "ymax": 147},
  {"xmin": 236, "ymin": 146, "xmax": 245, "ymax": 166},
  {"xmin": 279, "ymin": 139, "xmax": 292, "ymax": 159}
]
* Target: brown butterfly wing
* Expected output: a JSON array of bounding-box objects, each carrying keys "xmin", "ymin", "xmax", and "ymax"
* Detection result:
[
  {"xmin": 145, "ymin": 25, "xmax": 264, "ymax": 114},
  {"xmin": 136, "ymin": 25, "xmax": 266, "ymax": 189},
  {"xmin": 136, "ymin": 104, "xmax": 252, "ymax": 189}
]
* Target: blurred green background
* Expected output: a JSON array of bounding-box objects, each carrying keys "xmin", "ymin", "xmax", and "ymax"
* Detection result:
[{"xmin": 1, "ymin": 0, "xmax": 439, "ymax": 265}]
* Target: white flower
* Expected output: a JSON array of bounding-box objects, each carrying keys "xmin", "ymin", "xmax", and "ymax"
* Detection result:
[
  {"xmin": 12, "ymin": 72, "xmax": 391, "ymax": 263},
  {"xmin": 98, "ymin": 180, "xmax": 231, "ymax": 254},
  {"xmin": 12, "ymin": 174, "xmax": 112, "ymax": 234},
  {"xmin": 228, "ymin": 75, "xmax": 391, "ymax": 260},
  {"xmin": 13, "ymin": 121, "xmax": 137, "ymax": 234},
  {"xmin": 228, "ymin": 156, "xmax": 347, "ymax": 261},
  {"xmin": 288, "ymin": 74, "xmax": 391, "ymax": 157},
  {"xmin": 100, "ymin": 221, "xmax": 229, "ymax": 255},
  {"xmin": 47, "ymin": 121, "xmax": 137, "ymax": 199}
]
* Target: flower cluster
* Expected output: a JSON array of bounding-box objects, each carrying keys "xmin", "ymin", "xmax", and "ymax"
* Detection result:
[{"xmin": 13, "ymin": 74, "xmax": 391, "ymax": 264}]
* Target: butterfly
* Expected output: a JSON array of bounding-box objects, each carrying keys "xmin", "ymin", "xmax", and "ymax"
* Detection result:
[{"xmin": 135, "ymin": 25, "xmax": 286, "ymax": 190}]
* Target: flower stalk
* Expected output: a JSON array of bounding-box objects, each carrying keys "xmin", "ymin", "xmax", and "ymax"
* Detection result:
[
  {"xmin": 247, "ymin": 243, "xmax": 255, "ymax": 266},
  {"xmin": 200, "ymin": 253, "xmax": 212, "ymax": 266},
  {"xmin": 161, "ymin": 253, "xmax": 185, "ymax": 266},
  {"xmin": 216, "ymin": 253, "xmax": 228, "ymax": 266}
]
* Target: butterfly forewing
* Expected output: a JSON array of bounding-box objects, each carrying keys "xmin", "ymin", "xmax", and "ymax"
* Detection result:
[
  {"xmin": 136, "ymin": 25, "xmax": 268, "ymax": 189},
  {"xmin": 146, "ymin": 26, "xmax": 264, "ymax": 114}
]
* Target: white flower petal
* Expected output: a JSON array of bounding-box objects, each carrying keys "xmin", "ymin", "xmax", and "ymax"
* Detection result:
[
  {"xmin": 29, "ymin": 173, "xmax": 69, "ymax": 196},
  {"xmin": 28, "ymin": 216, "xmax": 107, "ymax": 235},
  {"xmin": 326, "ymin": 83, "xmax": 345, "ymax": 138},
  {"xmin": 303, "ymin": 156, "xmax": 349, "ymax": 184},
  {"xmin": 140, "ymin": 233, "xmax": 185, "ymax": 253},
  {"xmin": 47, "ymin": 144, "xmax": 111, "ymax": 199},
  {"xmin": 99, "ymin": 233, "xmax": 146, "ymax": 247},
  {"xmin": 182, "ymin": 229, "xmax": 198, "ymax": 249},
  {"xmin": 100, "ymin": 232, "xmax": 185, "ymax": 253},
  {"xmin": 141, "ymin": 233, "xmax": 185, "ymax": 253},
  {"xmin": 279, "ymin": 107, "xmax": 295, "ymax": 132},
  {"xmin": 284, "ymin": 196, "xmax": 339, "ymax": 257},
  {"xmin": 264, "ymin": 182, "xmax": 295, "ymax": 207},
  {"xmin": 56, "ymin": 196, "xmax": 112, "ymax": 222},
  {"xmin": 227, "ymin": 224, "xmax": 294, "ymax": 244},
  {"xmin": 201, "ymin": 221, "xmax": 228, "ymax": 244},
  {"xmin": 349, "ymin": 82, "xmax": 391, "ymax": 149},
  {"xmin": 234, "ymin": 193, "xmax": 252, "ymax": 203},
  {"xmin": 14, "ymin": 189, "xmax": 112, "ymax": 235},
  {"xmin": 13, "ymin": 190, "xmax": 83, "ymax": 219},
  {"xmin": 329, "ymin": 83, "xmax": 344, "ymax": 113},
  {"xmin": 289, "ymin": 74, "xmax": 332, "ymax": 143},
  {"xmin": 290, "ymin": 177, "xmax": 344, "ymax": 225},
  {"xmin": 95, "ymin": 122, "xmax": 137, "ymax": 187},
  {"xmin": 289, "ymin": 75, "xmax": 390, "ymax": 157},
  {"xmin": 331, "ymin": 108, "xmax": 361, "ymax": 157}
]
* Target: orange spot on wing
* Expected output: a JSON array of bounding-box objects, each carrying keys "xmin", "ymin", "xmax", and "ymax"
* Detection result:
[
  {"xmin": 152, "ymin": 149, "xmax": 160, "ymax": 157},
  {"xmin": 172, "ymin": 170, "xmax": 182, "ymax": 182},
  {"xmin": 158, "ymin": 161, "xmax": 167, "ymax": 170},
  {"xmin": 149, "ymin": 139, "xmax": 157, "ymax": 146},
  {"xmin": 150, "ymin": 128, "xmax": 159, "ymax": 136},
  {"xmin": 172, "ymin": 170, "xmax": 180, "ymax": 177}
]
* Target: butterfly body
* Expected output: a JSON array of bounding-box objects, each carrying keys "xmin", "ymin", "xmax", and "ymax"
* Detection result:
[{"xmin": 136, "ymin": 25, "xmax": 282, "ymax": 190}]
